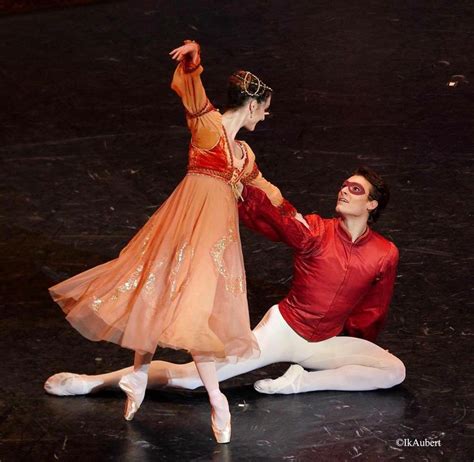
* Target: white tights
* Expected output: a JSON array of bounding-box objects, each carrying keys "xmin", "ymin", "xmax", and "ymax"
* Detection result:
[
  {"xmin": 44, "ymin": 305, "xmax": 405, "ymax": 395},
  {"xmin": 160, "ymin": 305, "xmax": 406, "ymax": 391}
]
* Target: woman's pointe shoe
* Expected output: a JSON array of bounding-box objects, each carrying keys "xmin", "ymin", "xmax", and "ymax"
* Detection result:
[
  {"xmin": 118, "ymin": 371, "xmax": 148, "ymax": 421},
  {"xmin": 210, "ymin": 393, "xmax": 231, "ymax": 443},
  {"xmin": 44, "ymin": 373, "xmax": 102, "ymax": 396},
  {"xmin": 211, "ymin": 411, "xmax": 231, "ymax": 444}
]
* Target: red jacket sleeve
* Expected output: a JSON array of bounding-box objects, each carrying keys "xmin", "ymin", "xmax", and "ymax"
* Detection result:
[
  {"xmin": 343, "ymin": 243, "xmax": 399, "ymax": 343},
  {"xmin": 238, "ymin": 185, "xmax": 315, "ymax": 252}
]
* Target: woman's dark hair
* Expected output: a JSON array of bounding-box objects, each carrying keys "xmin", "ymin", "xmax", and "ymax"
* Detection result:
[
  {"xmin": 226, "ymin": 70, "xmax": 273, "ymax": 110},
  {"xmin": 352, "ymin": 166, "xmax": 390, "ymax": 223}
]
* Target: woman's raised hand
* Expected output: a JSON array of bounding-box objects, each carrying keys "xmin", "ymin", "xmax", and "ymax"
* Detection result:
[{"xmin": 169, "ymin": 41, "xmax": 199, "ymax": 63}]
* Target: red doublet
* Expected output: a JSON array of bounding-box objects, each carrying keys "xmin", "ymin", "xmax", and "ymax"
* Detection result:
[{"xmin": 239, "ymin": 186, "xmax": 399, "ymax": 343}]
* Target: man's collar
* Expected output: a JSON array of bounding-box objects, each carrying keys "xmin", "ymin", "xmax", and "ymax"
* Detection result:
[{"xmin": 336, "ymin": 218, "xmax": 371, "ymax": 245}]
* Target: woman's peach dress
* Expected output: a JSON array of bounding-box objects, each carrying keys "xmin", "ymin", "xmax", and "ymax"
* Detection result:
[{"xmin": 49, "ymin": 52, "xmax": 288, "ymax": 360}]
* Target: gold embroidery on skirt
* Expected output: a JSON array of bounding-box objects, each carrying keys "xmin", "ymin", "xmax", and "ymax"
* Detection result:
[
  {"xmin": 90, "ymin": 265, "xmax": 143, "ymax": 312},
  {"xmin": 144, "ymin": 273, "xmax": 156, "ymax": 294},
  {"xmin": 118, "ymin": 265, "xmax": 144, "ymax": 293},
  {"xmin": 89, "ymin": 258, "xmax": 165, "ymax": 313},
  {"xmin": 144, "ymin": 260, "xmax": 165, "ymax": 295},
  {"xmin": 169, "ymin": 242, "xmax": 195, "ymax": 300},
  {"xmin": 140, "ymin": 234, "xmax": 151, "ymax": 255},
  {"xmin": 210, "ymin": 229, "xmax": 245, "ymax": 294},
  {"xmin": 143, "ymin": 260, "xmax": 166, "ymax": 319},
  {"xmin": 91, "ymin": 296, "xmax": 103, "ymax": 312}
]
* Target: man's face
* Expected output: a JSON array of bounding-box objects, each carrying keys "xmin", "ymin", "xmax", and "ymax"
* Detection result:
[{"xmin": 335, "ymin": 175, "xmax": 378, "ymax": 220}]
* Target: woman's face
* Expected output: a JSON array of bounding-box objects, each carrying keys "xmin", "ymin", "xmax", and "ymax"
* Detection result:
[{"xmin": 244, "ymin": 95, "xmax": 271, "ymax": 131}]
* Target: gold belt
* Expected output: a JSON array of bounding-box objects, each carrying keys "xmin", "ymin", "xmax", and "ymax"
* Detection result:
[{"xmin": 187, "ymin": 168, "xmax": 243, "ymax": 201}]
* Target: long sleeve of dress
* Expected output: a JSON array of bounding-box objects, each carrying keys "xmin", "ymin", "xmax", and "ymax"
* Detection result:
[
  {"xmin": 170, "ymin": 49, "xmax": 221, "ymax": 150},
  {"xmin": 243, "ymin": 161, "xmax": 296, "ymax": 216},
  {"xmin": 343, "ymin": 244, "xmax": 399, "ymax": 343},
  {"xmin": 238, "ymin": 185, "xmax": 316, "ymax": 252}
]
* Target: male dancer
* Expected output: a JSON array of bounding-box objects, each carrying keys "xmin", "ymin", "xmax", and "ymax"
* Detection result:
[{"xmin": 45, "ymin": 166, "xmax": 405, "ymax": 396}]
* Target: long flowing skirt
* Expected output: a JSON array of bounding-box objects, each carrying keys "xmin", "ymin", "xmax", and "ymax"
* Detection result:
[{"xmin": 49, "ymin": 174, "xmax": 260, "ymax": 360}]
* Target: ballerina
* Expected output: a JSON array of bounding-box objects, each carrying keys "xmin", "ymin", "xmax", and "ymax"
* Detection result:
[{"xmin": 48, "ymin": 40, "xmax": 293, "ymax": 443}]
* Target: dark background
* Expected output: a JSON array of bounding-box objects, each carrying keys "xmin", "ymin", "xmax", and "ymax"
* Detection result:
[{"xmin": 0, "ymin": 1, "xmax": 472, "ymax": 460}]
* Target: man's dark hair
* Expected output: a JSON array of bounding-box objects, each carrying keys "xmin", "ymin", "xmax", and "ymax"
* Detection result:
[{"xmin": 352, "ymin": 166, "xmax": 390, "ymax": 223}]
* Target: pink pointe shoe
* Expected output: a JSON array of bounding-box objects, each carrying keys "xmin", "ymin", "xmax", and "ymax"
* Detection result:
[
  {"xmin": 118, "ymin": 370, "xmax": 148, "ymax": 421},
  {"xmin": 210, "ymin": 392, "xmax": 231, "ymax": 443},
  {"xmin": 44, "ymin": 373, "xmax": 102, "ymax": 396},
  {"xmin": 211, "ymin": 410, "xmax": 231, "ymax": 443}
]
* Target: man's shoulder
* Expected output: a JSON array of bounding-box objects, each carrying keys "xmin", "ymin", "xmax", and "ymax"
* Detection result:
[
  {"xmin": 369, "ymin": 229, "xmax": 399, "ymax": 259},
  {"xmin": 369, "ymin": 228, "xmax": 397, "ymax": 246}
]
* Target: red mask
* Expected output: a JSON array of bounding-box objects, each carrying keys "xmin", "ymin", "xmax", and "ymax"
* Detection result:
[{"xmin": 341, "ymin": 181, "xmax": 366, "ymax": 196}]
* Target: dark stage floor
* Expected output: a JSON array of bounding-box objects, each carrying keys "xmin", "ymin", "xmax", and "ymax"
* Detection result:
[{"xmin": 0, "ymin": 1, "xmax": 473, "ymax": 461}]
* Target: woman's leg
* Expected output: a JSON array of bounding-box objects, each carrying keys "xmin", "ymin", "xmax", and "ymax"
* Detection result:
[
  {"xmin": 44, "ymin": 361, "xmax": 196, "ymax": 396},
  {"xmin": 255, "ymin": 336, "xmax": 406, "ymax": 394},
  {"xmin": 44, "ymin": 366, "xmax": 132, "ymax": 396},
  {"xmin": 119, "ymin": 351, "xmax": 153, "ymax": 420},
  {"xmin": 193, "ymin": 356, "xmax": 231, "ymax": 442},
  {"xmin": 169, "ymin": 305, "xmax": 298, "ymax": 388},
  {"xmin": 44, "ymin": 305, "xmax": 297, "ymax": 395}
]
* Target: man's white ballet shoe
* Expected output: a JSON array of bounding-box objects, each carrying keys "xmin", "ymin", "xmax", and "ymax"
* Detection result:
[
  {"xmin": 254, "ymin": 364, "xmax": 306, "ymax": 395},
  {"xmin": 118, "ymin": 370, "xmax": 148, "ymax": 421},
  {"xmin": 44, "ymin": 373, "xmax": 101, "ymax": 396}
]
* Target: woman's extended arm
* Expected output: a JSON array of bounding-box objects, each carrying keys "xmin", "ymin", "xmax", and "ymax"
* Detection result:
[
  {"xmin": 243, "ymin": 163, "xmax": 297, "ymax": 217},
  {"xmin": 238, "ymin": 185, "xmax": 315, "ymax": 251}
]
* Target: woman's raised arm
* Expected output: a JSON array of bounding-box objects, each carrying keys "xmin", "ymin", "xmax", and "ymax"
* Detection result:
[
  {"xmin": 169, "ymin": 41, "xmax": 220, "ymax": 149},
  {"xmin": 170, "ymin": 41, "xmax": 206, "ymax": 112}
]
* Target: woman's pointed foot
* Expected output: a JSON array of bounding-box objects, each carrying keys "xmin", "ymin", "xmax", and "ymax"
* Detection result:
[
  {"xmin": 118, "ymin": 370, "xmax": 148, "ymax": 421},
  {"xmin": 209, "ymin": 391, "xmax": 231, "ymax": 443},
  {"xmin": 44, "ymin": 373, "xmax": 103, "ymax": 396},
  {"xmin": 212, "ymin": 411, "xmax": 231, "ymax": 444}
]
